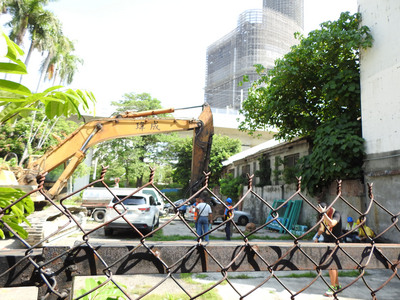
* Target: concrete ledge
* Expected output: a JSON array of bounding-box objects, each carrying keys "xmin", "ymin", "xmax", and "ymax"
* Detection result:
[{"xmin": 0, "ymin": 286, "xmax": 38, "ymax": 300}]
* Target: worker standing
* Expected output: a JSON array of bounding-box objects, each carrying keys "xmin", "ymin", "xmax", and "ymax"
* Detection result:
[
  {"xmin": 313, "ymin": 202, "xmax": 342, "ymax": 297},
  {"xmin": 224, "ymin": 198, "xmax": 233, "ymax": 240},
  {"xmin": 193, "ymin": 197, "xmax": 200, "ymax": 232},
  {"xmin": 195, "ymin": 192, "xmax": 213, "ymax": 242}
]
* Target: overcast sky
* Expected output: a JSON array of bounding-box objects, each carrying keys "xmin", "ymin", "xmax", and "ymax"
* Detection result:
[{"xmin": 19, "ymin": 0, "xmax": 357, "ymax": 117}]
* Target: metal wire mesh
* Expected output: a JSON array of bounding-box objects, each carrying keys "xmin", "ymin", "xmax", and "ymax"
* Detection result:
[{"xmin": 0, "ymin": 167, "xmax": 399, "ymax": 300}]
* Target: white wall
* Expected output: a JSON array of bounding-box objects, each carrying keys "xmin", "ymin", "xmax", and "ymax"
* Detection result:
[
  {"xmin": 359, "ymin": 0, "xmax": 400, "ymax": 242},
  {"xmin": 360, "ymin": 0, "xmax": 400, "ymax": 154}
]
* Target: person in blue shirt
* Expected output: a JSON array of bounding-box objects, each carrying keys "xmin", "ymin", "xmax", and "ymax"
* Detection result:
[
  {"xmin": 224, "ymin": 198, "xmax": 233, "ymax": 240},
  {"xmin": 178, "ymin": 203, "xmax": 187, "ymax": 220}
]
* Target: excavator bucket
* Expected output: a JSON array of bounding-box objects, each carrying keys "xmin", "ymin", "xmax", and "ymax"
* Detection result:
[{"xmin": 190, "ymin": 104, "xmax": 214, "ymax": 194}]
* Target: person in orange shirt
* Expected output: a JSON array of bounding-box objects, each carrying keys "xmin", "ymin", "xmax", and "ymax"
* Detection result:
[{"xmin": 193, "ymin": 197, "xmax": 200, "ymax": 231}]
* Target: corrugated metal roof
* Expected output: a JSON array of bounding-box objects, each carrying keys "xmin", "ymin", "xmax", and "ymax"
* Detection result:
[{"xmin": 222, "ymin": 138, "xmax": 281, "ymax": 166}]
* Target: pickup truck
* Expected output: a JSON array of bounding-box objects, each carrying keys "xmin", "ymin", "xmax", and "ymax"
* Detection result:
[{"xmin": 81, "ymin": 187, "xmax": 165, "ymax": 222}]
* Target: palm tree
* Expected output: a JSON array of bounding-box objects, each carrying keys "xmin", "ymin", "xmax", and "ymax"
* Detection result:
[
  {"xmin": 44, "ymin": 36, "xmax": 83, "ymax": 86},
  {"xmin": 36, "ymin": 24, "xmax": 63, "ymax": 92},
  {"xmin": 5, "ymin": 0, "xmax": 52, "ymax": 46},
  {"xmin": 0, "ymin": 0, "xmax": 9, "ymax": 15},
  {"xmin": 57, "ymin": 52, "xmax": 83, "ymax": 85},
  {"xmin": 23, "ymin": 9, "xmax": 59, "ymax": 67}
]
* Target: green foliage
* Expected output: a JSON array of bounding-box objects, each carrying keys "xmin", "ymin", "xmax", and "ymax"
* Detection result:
[
  {"xmin": 240, "ymin": 12, "xmax": 372, "ymax": 140},
  {"xmin": 162, "ymin": 190, "xmax": 181, "ymax": 202},
  {"xmin": 0, "ymin": 28, "xmax": 96, "ymax": 125},
  {"xmin": 93, "ymin": 138, "xmax": 146, "ymax": 187},
  {"xmin": 0, "ymin": 25, "xmax": 95, "ymax": 238},
  {"xmin": 0, "ymin": 187, "xmax": 34, "ymax": 239},
  {"xmin": 170, "ymin": 137, "xmax": 194, "ymax": 191},
  {"xmin": 219, "ymin": 173, "xmax": 244, "ymax": 201},
  {"xmin": 0, "ymin": 120, "xmax": 30, "ymax": 159},
  {"xmin": 254, "ymin": 154, "xmax": 271, "ymax": 187},
  {"xmin": 0, "ymin": 157, "xmax": 18, "ymax": 168},
  {"xmin": 296, "ymin": 118, "xmax": 364, "ymax": 195},
  {"xmin": 239, "ymin": 12, "xmax": 372, "ymax": 193},
  {"xmin": 111, "ymin": 92, "xmax": 162, "ymax": 113},
  {"xmin": 272, "ymin": 156, "xmax": 282, "ymax": 184},
  {"xmin": 75, "ymin": 277, "xmax": 127, "ymax": 300},
  {"xmin": 272, "ymin": 156, "xmax": 298, "ymax": 185},
  {"xmin": 93, "ymin": 92, "xmax": 175, "ymax": 187},
  {"xmin": 0, "ymin": 113, "xmax": 80, "ymax": 159},
  {"xmin": 172, "ymin": 134, "xmax": 241, "ymax": 193}
]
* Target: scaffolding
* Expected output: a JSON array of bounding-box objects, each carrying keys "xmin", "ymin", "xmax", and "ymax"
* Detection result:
[{"xmin": 205, "ymin": 0, "xmax": 304, "ymax": 110}]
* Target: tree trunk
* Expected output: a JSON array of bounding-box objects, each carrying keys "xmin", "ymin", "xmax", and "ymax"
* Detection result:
[
  {"xmin": 19, "ymin": 40, "xmax": 35, "ymax": 84},
  {"xmin": 136, "ymin": 176, "xmax": 143, "ymax": 187},
  {"xmin": 36, "ymin": 52, "xmax": 51, "ymax": 92},
  {"xmin": 37, "ymin": 117, "xmax": 59, "ymax": 149}
]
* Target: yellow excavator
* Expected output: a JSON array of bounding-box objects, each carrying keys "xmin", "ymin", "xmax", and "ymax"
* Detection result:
[{"xmin": 4, "ymin": 104, "xmax": 214, "ymax": 199}]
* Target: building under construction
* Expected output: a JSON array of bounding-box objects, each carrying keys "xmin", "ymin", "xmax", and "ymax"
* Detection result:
[{"xmin": 205, "ymin": 0, "xmax": 304, "ymax": 111}]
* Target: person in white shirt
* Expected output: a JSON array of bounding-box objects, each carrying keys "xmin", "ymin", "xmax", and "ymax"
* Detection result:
[{"xmin": 195, "ymin": 192, "xmax": 213, "ymax": 242}]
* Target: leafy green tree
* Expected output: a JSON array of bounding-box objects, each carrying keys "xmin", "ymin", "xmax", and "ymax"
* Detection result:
[
  {"xmin": 0, "ymin": 113, "xmax": 79, "ymax": 160},
  {"xmin": 219, "ymin": 173, "xmax": 244, "ymax": 201},
  {"xmin": 0, "ymin": 120, "xmax": 29, "ymax": 158},
  {"xmin": 0, "ymin": 28, "xmax": 94, "ymax": 239},
  {"xmin": 93, "ymin": 137, "xmax": 146, "ymax": 187},
  {"xmin": 239, "ymin": 12, "xmax": 373, "ymax": 195},
  {"xmin": 37, "ymin": 31, "xmax": 68, "ymax": 91},
  {"xmin": 0, "ymin": 29, "xmax": 95, "ymax": 125},
  {"xmin": 93, "ymin": 92, "xmax": 174, "ymax": 187},
  {"xmin": 297, "ymin": 117, "xmax": 364, "ymax": 194},
  {"xmin": 1, "ymin": 27, "xmax": 94, "ymax": 166},
  {"xmin": 111, "ymin": 92, "xmax": 162, "ymax": 112},
  {"xmin": 254, "ymin": 154, "xmax": 272, "ymax": 187},
  {"xmin": 172, "ymin": 134, "xmax": 241, "ymax": 195}
]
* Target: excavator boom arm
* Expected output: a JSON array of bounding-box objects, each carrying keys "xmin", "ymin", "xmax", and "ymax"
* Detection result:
[{"xmin": 28, "ymin": 105, "xmax": 213, "ymax": 197}]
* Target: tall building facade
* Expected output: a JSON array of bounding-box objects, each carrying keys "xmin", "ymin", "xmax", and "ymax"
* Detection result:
[{"xmin": 205, "ymin": 0, "xmax": 304, "ymax": 111}]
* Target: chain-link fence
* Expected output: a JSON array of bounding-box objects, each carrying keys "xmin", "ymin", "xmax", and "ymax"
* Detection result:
[{"xmin": 1, "ymin": 167, "xmax": 399, "ymax": 299}]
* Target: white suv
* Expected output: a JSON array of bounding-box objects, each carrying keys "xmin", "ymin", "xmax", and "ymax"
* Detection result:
[
  {"xmin": 140, "ymin": 188, "xmax": 166, "ymax": 216},
  {"xmin": 104, "ymin": 192, "xmax": 159, "ymax": 235}
]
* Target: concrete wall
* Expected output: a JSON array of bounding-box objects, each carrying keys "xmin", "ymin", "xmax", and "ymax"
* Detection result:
[
  {"xmin": 360, "ymin": 0, "xmax": 400, "ymax": 154},
  {"xmin": 359, "ymin": 0, "xmax": 400, "ymax": 242}
]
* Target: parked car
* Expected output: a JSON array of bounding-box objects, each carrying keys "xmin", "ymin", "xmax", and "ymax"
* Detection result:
[
  {"xmin": 165, "ymin": 199, "xmax": 189, "ymax": 214},
  {"xmin": 104, "ymin": 192, "xmax": 159, "ymax": 235},
  {"xmin": 139, "ymin": 188, "xmax": 166, "ymax": 216},
  {"xmin": 232, "ymin": 210, "xmax": 253, "ymax": 225},
  {"xmin": 213, "ymin": 209, "xmax": 253, "ymax": 226},
  {"xmin": 82, "ymin": 187, "xmax": 165, "ymax": 222}
]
